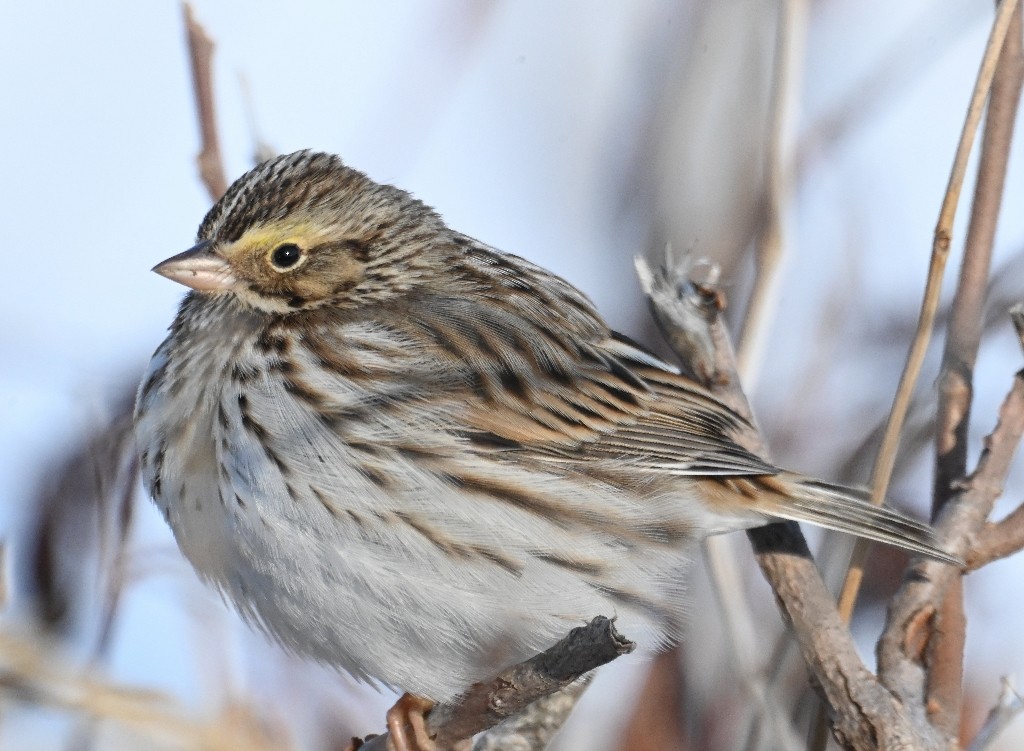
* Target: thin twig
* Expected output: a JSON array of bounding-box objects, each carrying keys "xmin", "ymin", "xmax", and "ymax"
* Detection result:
[
  {"xmin": 183, "ymin": 2, "xmax": 227, "ymax": 202},
  {"xmin": 966, "ymin": 677, "xmax": 1024, "ymax": 751},
  {"xmin": 969, "ymin": 502, "xmax": 1024, "ymax": 569},
  {"xmin": 735, "ymin": 0, "xmax": 807, "ymax": 389},
  {"xmin": 836, "ymin": 0, "xmax": 1022, "ymax": 626},
  {"xmin": 935, "ymin": 2, "xmax": 1024, "ymax": 513}
]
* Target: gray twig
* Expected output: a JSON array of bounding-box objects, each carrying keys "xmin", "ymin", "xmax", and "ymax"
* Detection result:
[{"xmin": 966, "ymin": 677, "xmax": 1024, "ymax": 751}]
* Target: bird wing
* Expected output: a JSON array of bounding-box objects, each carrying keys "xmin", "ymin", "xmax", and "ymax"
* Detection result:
[{"xmin": 398, "ymin": 277, "xmax": 777, "ymax": 479}]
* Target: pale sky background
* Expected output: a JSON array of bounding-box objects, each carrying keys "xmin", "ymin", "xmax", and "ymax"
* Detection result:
[{"xmin": 3, "ymin": 1, "xmax": 1024, "ymax": 749}]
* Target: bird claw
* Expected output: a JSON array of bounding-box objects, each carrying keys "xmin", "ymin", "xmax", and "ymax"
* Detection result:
[{"xmin": 386, "ymin": 693, "xmax": 436, "ymax": 751}]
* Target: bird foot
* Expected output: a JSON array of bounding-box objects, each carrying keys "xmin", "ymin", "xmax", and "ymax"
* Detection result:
[{"xmin": 386, "ymin": 693, "xmax": 436, "ymax": 751}]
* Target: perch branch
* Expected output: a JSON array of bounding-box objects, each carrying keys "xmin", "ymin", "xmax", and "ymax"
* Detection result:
[{"xmin": 356, "ymin": 617, "xmax": 633, "ymax": 751}]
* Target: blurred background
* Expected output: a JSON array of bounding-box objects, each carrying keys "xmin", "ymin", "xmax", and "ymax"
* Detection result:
[{"xmin": 2, "ymin": 1, "xmax": 1024, "ymax": 749}]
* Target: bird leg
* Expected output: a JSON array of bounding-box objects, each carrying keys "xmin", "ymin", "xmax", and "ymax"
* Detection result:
[{"xmin": 386, "ymin": 693, "xmax": 436, "ymax": 751}]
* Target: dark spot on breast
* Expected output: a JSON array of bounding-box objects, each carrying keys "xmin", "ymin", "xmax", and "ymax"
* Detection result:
[
  {"xmin": 287, "ymin": 296, "xmax": 306, "ymax": 308},
  {"xmin": 230, "ymin": 362, "xmax": 259, "ymax": 383},
  {"xmin": 263, "ymin": 444, "xmax": 290, "ymax": 476},
  {"xmin": 472, "ymin": 546, "xmax": 523, "ymax": 576},
  {"xmin": 311, "ymin": 487, "xmax": 338, "ymax": 517},
  {"xmin": 255, "ymin": 330, "xmax": 290, "ymax": 355},
  {"xmin": 234, "ymin": 493, "xmax": 246, "ymax": 509}
]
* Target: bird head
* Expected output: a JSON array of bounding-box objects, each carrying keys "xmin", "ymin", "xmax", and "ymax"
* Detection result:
[{"xmin": 153, "ymin": 151, "xmax": 449, "ymax": 313}]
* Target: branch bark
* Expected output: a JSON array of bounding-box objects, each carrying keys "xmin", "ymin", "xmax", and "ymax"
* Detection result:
[
  {"xmin": 637, "ymin": 256, "xmax": 948, "ymax": 749},
  {"xmin": 356, "ymin": 617, "xmax": 634, "ymax": 751},
  {"xmin": 878, "ymin": 372, "xmax": 1024, "ymax": 731}
]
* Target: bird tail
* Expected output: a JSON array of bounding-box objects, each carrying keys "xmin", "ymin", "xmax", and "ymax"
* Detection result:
[{"xmin": 754, "ymin": 472, "xmax": 960, "ymax": 565}]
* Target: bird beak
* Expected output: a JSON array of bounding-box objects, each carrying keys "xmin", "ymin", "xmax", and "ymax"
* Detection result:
[{"xmin": 152, "ymin": 240, "xmax": 237, "ymax": 292}]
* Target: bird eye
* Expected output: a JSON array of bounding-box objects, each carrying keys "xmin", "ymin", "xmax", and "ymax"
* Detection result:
[{"xmin": 270, "ymin": 243, "xmax": 302, "ymax": 270}]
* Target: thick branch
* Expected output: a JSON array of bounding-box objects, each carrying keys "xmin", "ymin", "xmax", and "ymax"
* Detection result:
[
  {"xmin": 936, "ymin": 2, "xmax": 1024, "ymax": 510},
  {"xmin": 879, "ymin": 373, "xmax": 1024, "ymax": 710},
  {"xmin": 928, "ymin": 3, "xmax": 1024, "ymax": 735},
  {"xmin": 637, "ymin": 257, "xmax": 942, "ymax": 749}
]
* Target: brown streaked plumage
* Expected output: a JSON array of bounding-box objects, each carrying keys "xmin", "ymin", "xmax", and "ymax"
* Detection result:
[{"xmin": 135, "ymin": 150, "xmax": 957, "ymax": 716}]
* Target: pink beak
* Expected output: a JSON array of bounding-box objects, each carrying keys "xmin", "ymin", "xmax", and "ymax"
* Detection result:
[{"xmin": 152, "ymin": 240, "xmax": 237, "ymax": 292}]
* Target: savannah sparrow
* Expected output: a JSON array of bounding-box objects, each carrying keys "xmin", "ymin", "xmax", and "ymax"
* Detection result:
[{"xmin": 135, "ymin": 151, "xmax": 953, "ymax": 710}]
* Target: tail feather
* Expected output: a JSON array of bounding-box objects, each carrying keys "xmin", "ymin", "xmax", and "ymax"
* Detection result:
[{"xmin": 761, "ymin": 474, "xmax": 961, "ymax": 565}]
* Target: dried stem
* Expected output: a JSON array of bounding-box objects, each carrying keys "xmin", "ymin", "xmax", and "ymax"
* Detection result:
[
  {"xmin": 836, "ymin": 0, "xmax": 1022, "ymax": 625},
  {"xmin": 183, "ymin": 2, "xmax": 227, "ymax": 202},
  {"xmin": 735, "ymin": 0, "xmax": 806, "ymax": 388},
  {"xmin": 0, "ymin": 632, "xmax": 278, "ymax": 751}
]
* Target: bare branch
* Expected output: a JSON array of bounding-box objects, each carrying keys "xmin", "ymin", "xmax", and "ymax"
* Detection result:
[
  {"xmin": 879, "ymin": 372, "xmax": 1024, "ymax": 711},
  {"xmin": 470, "ymin": 678, "xmax": 591, "ymax": 751},
  {"xmin": 936, "ymin": 3, "xmax": 1024, "ymax": 510},
  {"xmin": 637, "ymin": 256, "xmax": 941, "ymax": 749},
  {"xmin": 638, "ymin": 256, "xmax": 802, "ymax": 750},
  {"xmin": 928, "ymin": 3, "xmax": 1024, "ymax": 735},
  {"xmin": 969, "ymin": 502, "xmax": 1024, "ymax": 569},
  {"xmin": 357, "ymin": 617, "xmax": 634, "ymax": 751},
  {"xmin": 182, "ymin": 2, "xmax": 227, "ymax": 201},
  {"xmin": 836, "ymin": 0, "xmax": 1023, "ymax": 630}
]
